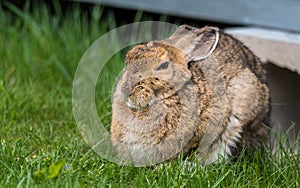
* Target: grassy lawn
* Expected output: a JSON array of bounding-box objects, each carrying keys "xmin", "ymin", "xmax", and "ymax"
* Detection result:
[{"xmin": 0, "ymin": 1, "xmax": 299, "ymax": 187}]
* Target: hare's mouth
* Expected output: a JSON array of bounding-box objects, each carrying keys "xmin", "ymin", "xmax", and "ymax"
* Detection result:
[{"xmin": 126, "ymin": 101, "xmax": 148, "ymax": 112}]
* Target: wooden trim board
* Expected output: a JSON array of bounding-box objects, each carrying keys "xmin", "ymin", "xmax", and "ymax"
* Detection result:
[{"xmin": 77, "ymin": 0, "xmax": 300, "ymax": 32}]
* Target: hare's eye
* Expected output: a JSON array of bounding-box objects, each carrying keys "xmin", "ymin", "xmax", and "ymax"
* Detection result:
[
  {"xmin": 138, "ymin": 86, "xmax": 144, "ymax": 90},
  {"xmin": 156, "ymin": 61, "xmax": 169, "ymax": 71}
]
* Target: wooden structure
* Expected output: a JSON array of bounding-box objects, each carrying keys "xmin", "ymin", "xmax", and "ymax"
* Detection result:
[{"xmin": 79, "ymin": 0, "xmax": 300, "ymax": 32}]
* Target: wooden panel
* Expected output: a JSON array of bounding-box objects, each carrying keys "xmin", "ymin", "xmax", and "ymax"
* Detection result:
[{"xmin": 77, "ymin": 0, "xmax": 300, "ymax": 32}]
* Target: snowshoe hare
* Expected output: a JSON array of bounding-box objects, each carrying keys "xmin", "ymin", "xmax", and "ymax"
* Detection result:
[{"xmin": 110, "ymin": 25, "xmax": 270, "ymax": 166}]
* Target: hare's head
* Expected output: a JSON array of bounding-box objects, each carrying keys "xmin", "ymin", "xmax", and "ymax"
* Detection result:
[
  {"xmin": 126, "ymin": 78, "xmax": 154, "ymax": 111},
  {"xmin": 127, "ymin": 77, "xmax": 176, "ymax": 111},
  {"xmin": 115, "ymin": 25, "xmax": 220, "ymax": 108},
  {"xmin": 117, "ymin": 42, "xmax": 190, "ymax": 98}
]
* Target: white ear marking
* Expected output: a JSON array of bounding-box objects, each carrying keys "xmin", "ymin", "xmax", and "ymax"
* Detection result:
[{"xmin": 196, "ymin": 29, "xmax": 220, "ymax": 61}]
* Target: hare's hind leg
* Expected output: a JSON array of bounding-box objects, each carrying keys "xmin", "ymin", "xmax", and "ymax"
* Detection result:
[{"xmin": 226, "ymin": 69, "xmax": 270, "ymax": 156}]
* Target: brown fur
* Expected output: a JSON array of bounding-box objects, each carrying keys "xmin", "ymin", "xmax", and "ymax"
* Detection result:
[
  {"xmin": 110, "ymin": 25, "xmax": 270, "ymax": 165},
  {"xmin": 127, "ymin": 77, "xmax": 182, "ymax": 142},
  {"xmin": 212, "ymin": 31, "xmax": 270, "ymax": 156}
]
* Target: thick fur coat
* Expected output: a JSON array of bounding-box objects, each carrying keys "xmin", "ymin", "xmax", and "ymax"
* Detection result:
[{"xmin": 110, "ymin": 25, "xmax": 270, "ymax": 165}]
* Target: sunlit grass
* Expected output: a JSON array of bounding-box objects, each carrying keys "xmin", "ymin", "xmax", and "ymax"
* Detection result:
[{"xmin": 0, "ymin": 1, "xmax": 299, "ymax": 187}]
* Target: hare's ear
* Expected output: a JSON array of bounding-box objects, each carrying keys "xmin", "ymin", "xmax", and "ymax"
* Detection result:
[
  {"xmin": 186, "ymin": 27, "xmax": 219, "ymax": 61},
  {"xmin": 164, "ymin": 26, "xmax": 219, "ymax": 62}
]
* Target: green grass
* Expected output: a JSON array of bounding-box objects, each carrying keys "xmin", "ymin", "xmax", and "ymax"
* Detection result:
[{"xmin": 0, "ymin": 1, "xmax": 299, "ymax": 187}]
